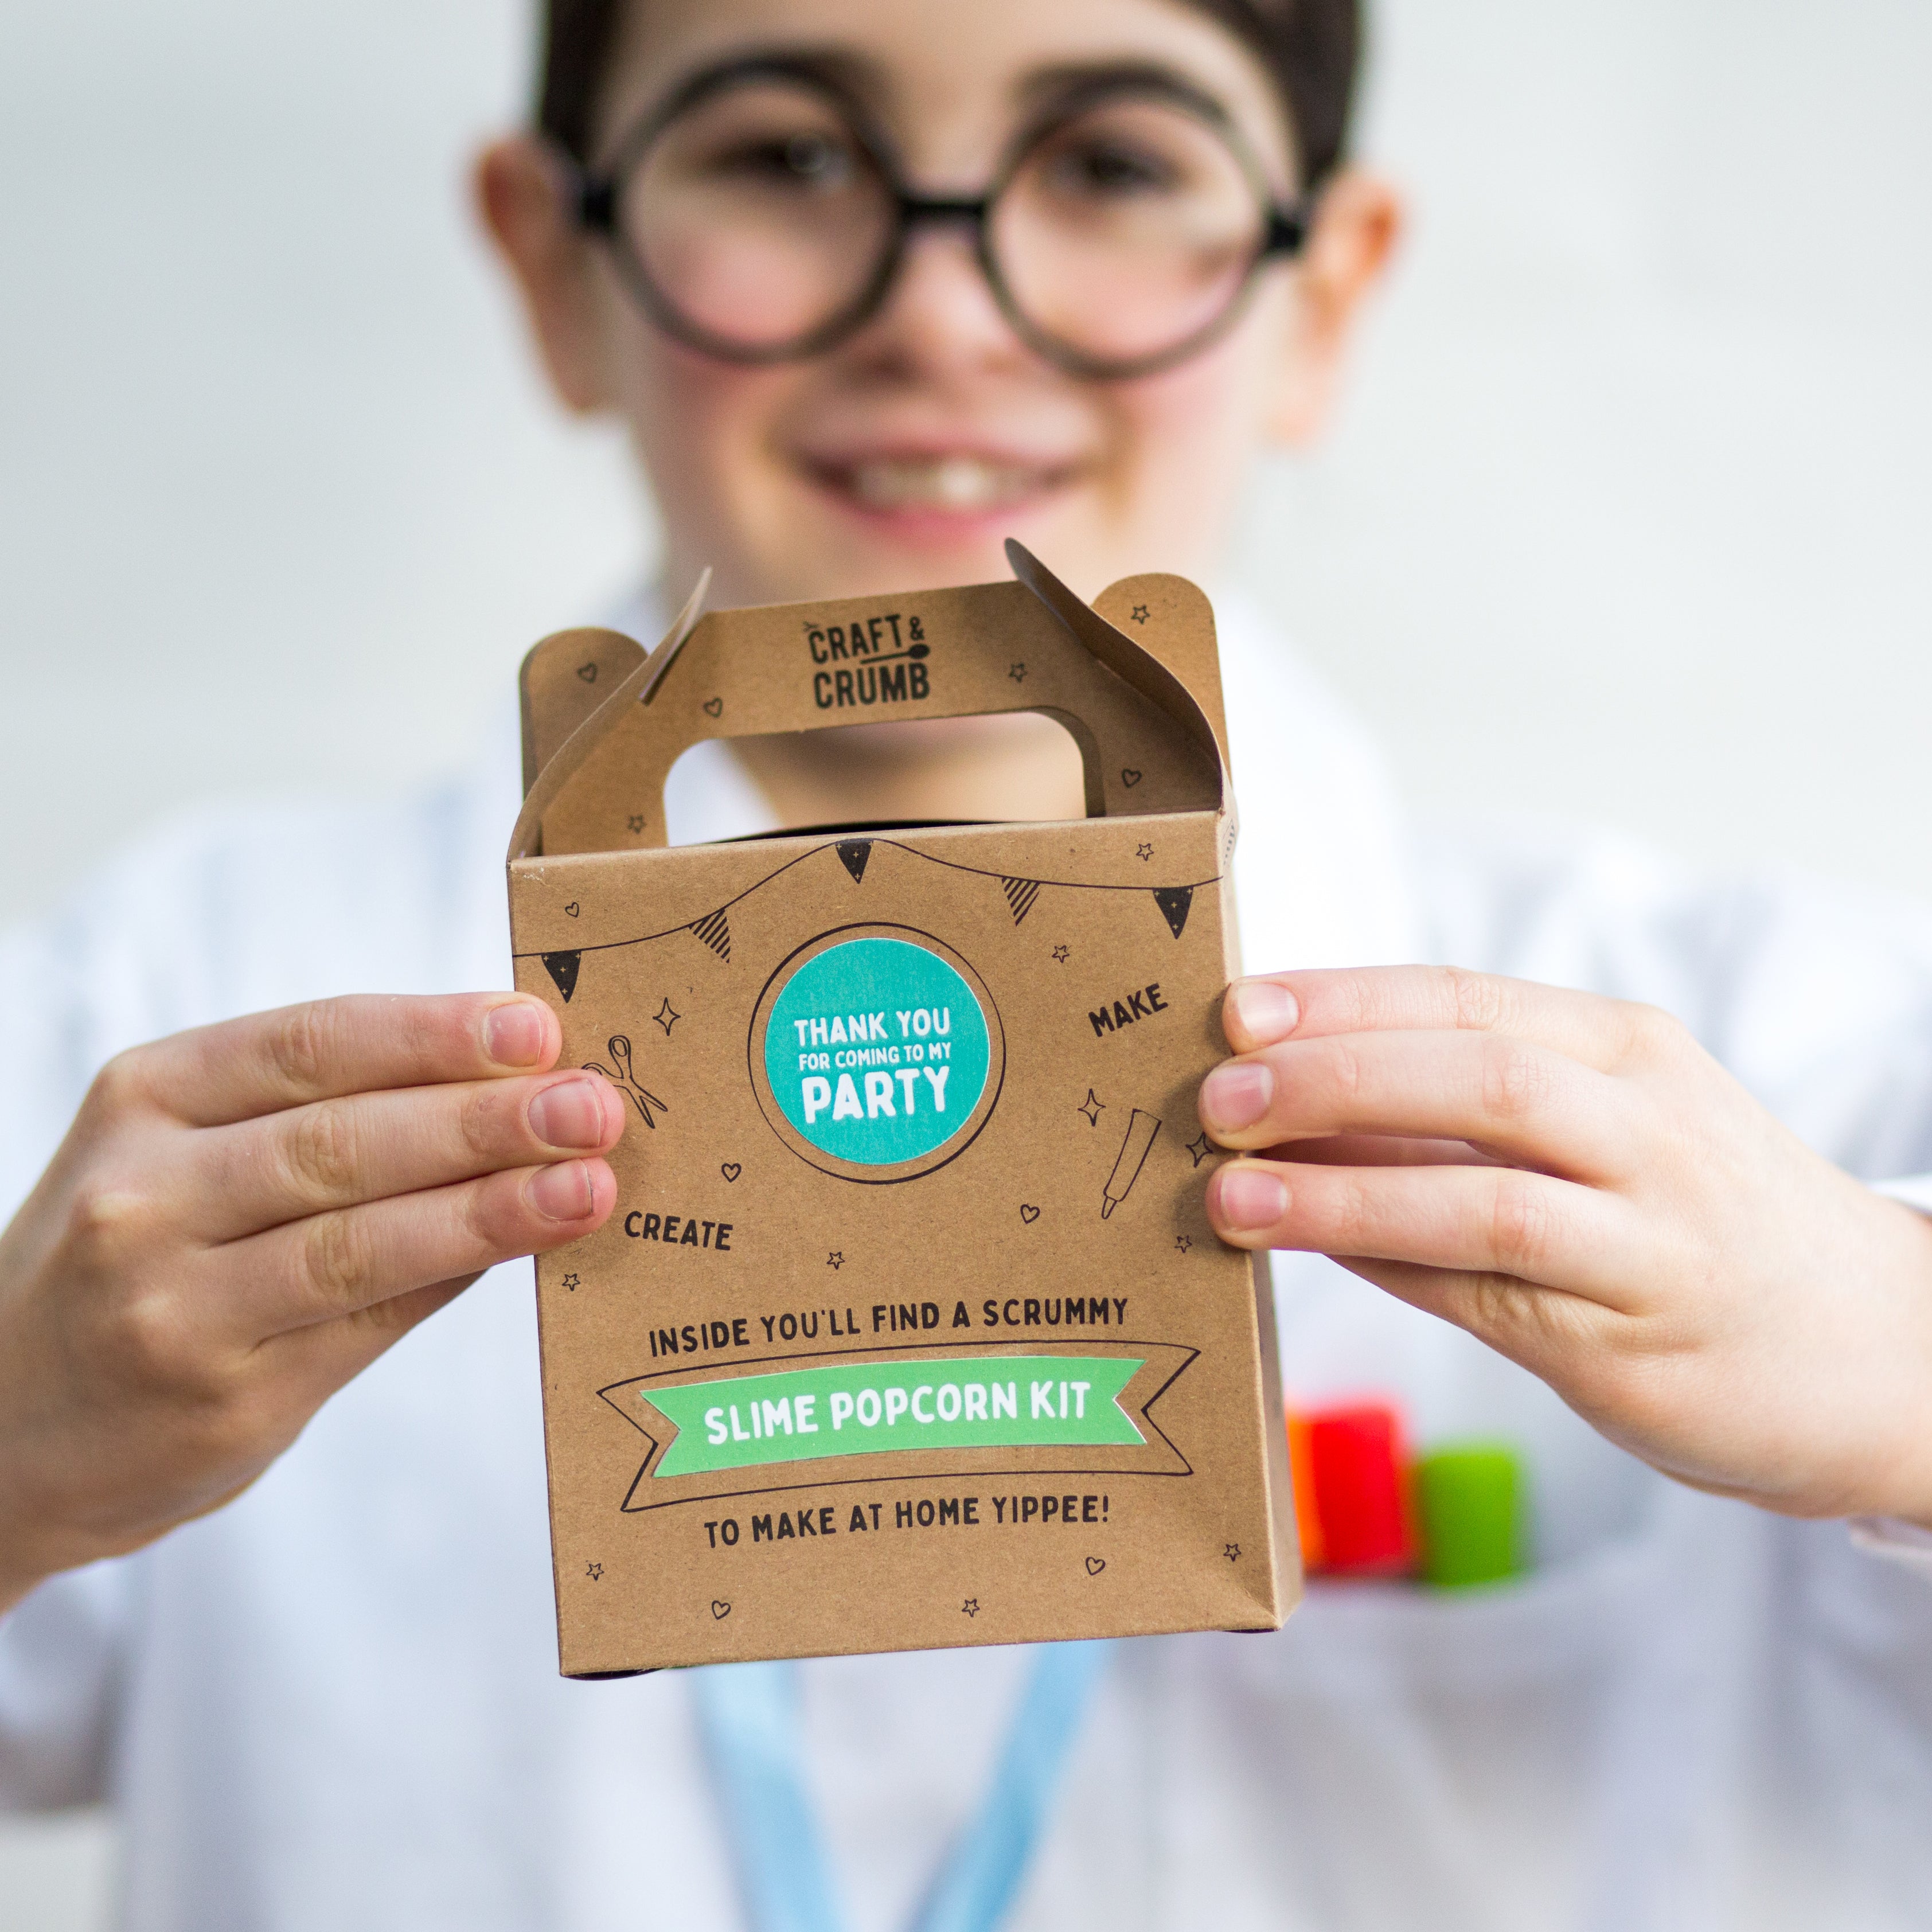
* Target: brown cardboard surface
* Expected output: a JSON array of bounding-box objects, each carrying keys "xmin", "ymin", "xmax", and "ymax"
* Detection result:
[{"xmin": 508, "ymin": 543, "xmax": 1299, "ymax": 1676}]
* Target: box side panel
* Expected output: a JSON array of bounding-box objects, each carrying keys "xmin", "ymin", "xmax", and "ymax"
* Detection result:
[{"xmin": 511, "ymin": 814, "xmax": 1289, "ymax": 1672}]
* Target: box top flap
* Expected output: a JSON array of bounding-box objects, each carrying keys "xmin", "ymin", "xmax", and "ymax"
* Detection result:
[{"xmin": 510, "ymin": 543, "xmax": 1227, "ymax": 862}]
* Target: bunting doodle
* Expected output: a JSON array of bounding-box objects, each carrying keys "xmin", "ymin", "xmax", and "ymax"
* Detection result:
[
  {"xmin": 1001, "ymin": 877, "xmax": 1043, "ymax": 926},
  {"xmin": 512, "ymin": 839, "xmax": 1220, "ymax": 972},
  {"xmin": 690, "ymin": 907, "xmax": 732, "ymax": 962},
  {"xmin": 1152, "ymin": 887, "xmax": 1194, "ymax": 939}
]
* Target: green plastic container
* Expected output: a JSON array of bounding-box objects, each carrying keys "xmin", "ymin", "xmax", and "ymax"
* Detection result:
[{"xmin": 1414, "ymin": 1443, "xmax": 1527, "ymax": 1588}]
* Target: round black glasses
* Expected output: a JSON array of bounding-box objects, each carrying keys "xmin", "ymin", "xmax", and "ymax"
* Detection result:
[{"xmin": 569, "ymin": 61, "xmax": 1311, "ymax": 381}]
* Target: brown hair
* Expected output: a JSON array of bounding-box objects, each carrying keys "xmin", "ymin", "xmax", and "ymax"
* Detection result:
[{"xmin": 537, "ymin": 0, "xmax": 1361, "ymax": 189}]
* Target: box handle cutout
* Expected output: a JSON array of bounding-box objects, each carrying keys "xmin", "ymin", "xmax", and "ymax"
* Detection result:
[{"xmin": 511, "ymin": 544, "xmax": 1225, "ymax": 861}]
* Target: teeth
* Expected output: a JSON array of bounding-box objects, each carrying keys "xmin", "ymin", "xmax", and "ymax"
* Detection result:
[{"xmin": 846, "ymin": 456, "xmax": 1045, "ymax": 511}]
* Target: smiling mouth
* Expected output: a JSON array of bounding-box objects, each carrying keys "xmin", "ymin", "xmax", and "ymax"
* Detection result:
[{"xmin": 809, "ymin": 454, "xmax": 1079, "ymax": 515}]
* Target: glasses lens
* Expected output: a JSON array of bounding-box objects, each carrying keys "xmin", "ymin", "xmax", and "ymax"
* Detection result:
[
  {"xmin": 624, "ymin": 78, "xmax": 895, "ymax": 354},
  {"xmin": 992, "ymin": 96, "xmax": 1269, "ymax": 372}
]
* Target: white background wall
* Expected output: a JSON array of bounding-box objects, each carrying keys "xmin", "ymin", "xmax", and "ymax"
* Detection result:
[{"xmin": 2, "ymin": 1, "xmax": 1927, "ymax": 1922}]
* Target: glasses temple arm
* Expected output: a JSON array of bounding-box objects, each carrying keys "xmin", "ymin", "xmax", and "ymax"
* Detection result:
[
  {"xmin": 573, "ymin": 169, "xmax": 617, "ymax": 233},
  {"xmin": 1263, "ymin": 201, "xmax": 1312, "ymax": 258}
]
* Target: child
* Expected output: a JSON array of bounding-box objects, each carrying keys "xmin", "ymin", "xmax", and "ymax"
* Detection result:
[{"xmin": 4, "ymin": 0, "xmax": 1931, "ymax": 1925}]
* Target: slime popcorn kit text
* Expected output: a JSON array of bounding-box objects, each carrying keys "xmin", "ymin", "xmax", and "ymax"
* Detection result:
[{"xmin": 507, "ymin": 544, "xmax": 1299, "ymax": 1676}]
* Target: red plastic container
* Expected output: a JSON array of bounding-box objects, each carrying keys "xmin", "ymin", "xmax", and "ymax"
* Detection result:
[{"xmin": 1304, "ymin": 1403, "xmax": 1416, "ymax": 1576}]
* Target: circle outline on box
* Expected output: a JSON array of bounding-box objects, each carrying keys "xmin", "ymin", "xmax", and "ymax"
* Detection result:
[{"xmin": 748, "ymin": 924, "xmax": 1006, "ymax": 1184}]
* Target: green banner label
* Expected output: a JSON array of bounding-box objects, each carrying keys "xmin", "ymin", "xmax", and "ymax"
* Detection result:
[{"xmin": 643, "ymin": 1355, "xmax": 1145, "ymax": 1479}]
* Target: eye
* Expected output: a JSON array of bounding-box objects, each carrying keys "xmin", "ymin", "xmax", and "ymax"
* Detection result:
[
  {"xmin": 1046, "ymin": 136, "xmax": 1178, "ymax": 198},
  {"xmin": 709, "ymin": 128, "xmax": 861, "ymax": 192}
]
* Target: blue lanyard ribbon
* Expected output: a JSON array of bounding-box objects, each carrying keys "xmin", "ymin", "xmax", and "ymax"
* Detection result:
[{"xmin": 696, "ymin": 1641, "xmax": 1114, "ymax": 1932}]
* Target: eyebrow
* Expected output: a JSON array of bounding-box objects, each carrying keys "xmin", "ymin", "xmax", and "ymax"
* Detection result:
[
  {"xmin": 643, "ymin": 45, "xmax": 1242, "ymax": 129},
  {"xmin": 643, "ymin": 44, "xmax": 883, "ymax": 123},
  {"xmin": 1012, "ymin": 58, "xmax": 1240, "ymax": 131},
  {"xmin": 622, "ymin": 46, "xmax": 1270, "ymax": 185}
]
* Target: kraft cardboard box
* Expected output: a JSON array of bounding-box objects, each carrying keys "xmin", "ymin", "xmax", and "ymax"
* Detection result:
[{"xmin": 508, "ymin": 541, "xmax": 1299, "ymax": 1677}]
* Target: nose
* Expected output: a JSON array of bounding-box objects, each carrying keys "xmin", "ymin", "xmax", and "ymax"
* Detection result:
[{"xmin": 837, "ymin": 219, "xmax": 1036, "ymax": 378}]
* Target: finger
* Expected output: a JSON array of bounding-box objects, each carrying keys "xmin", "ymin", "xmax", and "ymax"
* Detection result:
[
  {"xmin": 1222, "ymin": 966, "xmax": 1668, "ymax": 1074},
  {"xmin": 213, "ymin": 1158, "xmax": 615, "ymax": 1338},
  {"xmin": 266, "ymin": 1274, "xmax": 479, "ymax": 1402},
  {"xmin": 1329, "ymin": 1255, "xmax": 1621, "ymax": 1392},
  {"xmin": 1199, "ymin": 1030, "xmax": 1646, "ymax": 1178},
  {"xmin": 1267, "ymin": 1134, "xmax": 1505, "ymax": 1170},
  {"xmin": 189, "ymin": 1070, "xmax": 626, "ymax": 1237},
  {"xmin": 1204, "ymin": 1157, "xmax": 1649, "ymax": 1307},
  {"xmin": 118, "ymin": 994, "xmax": 561, "ymax": 1128}
]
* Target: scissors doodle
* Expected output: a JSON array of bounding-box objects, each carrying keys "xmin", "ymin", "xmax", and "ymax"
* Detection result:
[{"xmin": 584, "ymin": 1034, "xmax": 669, "ymax": 1129}]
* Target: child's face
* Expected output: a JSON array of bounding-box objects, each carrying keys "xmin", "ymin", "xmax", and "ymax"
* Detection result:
[{"xmin": 482, "ymin": 0, "xmax": 1397, "ymax": 606}]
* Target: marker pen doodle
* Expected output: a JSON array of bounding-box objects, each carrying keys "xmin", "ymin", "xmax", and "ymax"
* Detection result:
[{"xmin": 1101, "ymin": 1109, "xmax": 1161, "ymax": 1219}]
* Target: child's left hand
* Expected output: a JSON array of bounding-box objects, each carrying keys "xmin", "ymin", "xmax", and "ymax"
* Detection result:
[{"xmin": 1200, "ymin": 967, "xmax": 1932, "ymax": 1527}]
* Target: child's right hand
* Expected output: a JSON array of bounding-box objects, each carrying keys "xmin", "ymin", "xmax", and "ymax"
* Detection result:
[{"xmin": 0, "ymin": 994, "xmax": 623, "ymax": 1614}]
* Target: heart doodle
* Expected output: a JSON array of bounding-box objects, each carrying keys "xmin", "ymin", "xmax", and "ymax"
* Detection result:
[
  {"xmin": 1085, "ymin": 1556, "xmax": 1106, "ymax": 1576},
  {"xmin": 711, "ymin": 1600, "xmax": 731, "ymax": 1621},
  {"xmin": 576, "ymin": 662, "xmax": 598, "ymax": 684},
  {"xmin": 564, "ymin": 902, "xmax": 580, "ymax": 918},
  {"xmin": 1019, "ymin": 1203, "xmax": 1040, "ymax": 1224},
  {"xmin": 1120, "ymin": 768, "xmax": 1143, "ymax": 788},
  {"xmin": 721, "ymin": 1162, "xmax": 742, "ymax": 1182},
  {"xmin": 702, "ymin": 697, "xmax": 724, "ymax": 719}
]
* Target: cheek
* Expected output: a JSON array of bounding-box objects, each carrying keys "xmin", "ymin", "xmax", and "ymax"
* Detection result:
[
  {"xmin": 612, "ymin": 327, "xmax": 809, "ymax": 537},
  {"xmin": 1096, "ymin": 323, "xmax": 1282, "ymax": 524},
  {"xmin": 618, "ymin": 333, "xmax": 762, "ymax": 467}
]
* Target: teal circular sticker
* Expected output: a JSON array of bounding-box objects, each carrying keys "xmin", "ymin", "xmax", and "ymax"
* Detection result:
[{"xmin": 763, "ymin": 936, "xmax": 993, "ymax": 1168}]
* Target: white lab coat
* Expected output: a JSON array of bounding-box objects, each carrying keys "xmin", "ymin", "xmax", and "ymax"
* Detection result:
[{"xmin": 3, "ymin": 593, "xmax": 1931, "ymax": 1932}]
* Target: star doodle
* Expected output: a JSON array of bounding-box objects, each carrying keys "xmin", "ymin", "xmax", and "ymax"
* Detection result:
[
  {"xmin": 1077, "ymin": 1089, "xmax": 1105, "ymax": 1127},
  {"xmin": 1186, "ymin": 1131, "xmax": 1214, "ymax": 1168},
  {"xmin": 1136, "ymin": 842, "xmax": 1154, "ymax": 862},
  {"xmin": 1130, "ymin": 603, "xmax": 1150, "ymax": 624},
  {"xmin": 654, "ymin": 997, "xmax": 681, "ymax": 1036},
  {"xmin": 586, "ymin": 1562, "xmax": 603, "ymax": 1581},
  {"xmin": 827, "ymin": 1250, "xmax": 845, "ymax": 1271},
  {"xmin": 1174, "ymin": 1234, "xmax": 1193, "ymax": 1254},
  {"xmin": 962, "ymin": 1598, "xmax": 981, "ymax": 1618},
  {"xmin": 1051, "ymin": 944, "xmax": 1070, "ymax": 963},
  {"xmin": 627, "ymin": 813, "xmax": 646, "ymax": 834},
  {"xmin": 1223, "ymin": 1543, "xmax": 1241, "ymax": 1563},
  {"xmin": 1008, "ymin": 661, "xmax": 1027, "ymax": 683},
  {"xmin": 561, "ymin": 1272, "xmax": 581, "ymax": 1291}
]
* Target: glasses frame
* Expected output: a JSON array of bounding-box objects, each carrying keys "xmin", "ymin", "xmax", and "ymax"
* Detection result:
[{"xmin": 568, "ymin": 57, "xmax": 1313, "ymax": 381}]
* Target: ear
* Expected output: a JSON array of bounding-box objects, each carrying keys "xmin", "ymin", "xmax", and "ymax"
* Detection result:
[
  {"xmin": 473, "ymin": 135, "xmax": 615, "ymax": 415},
  {"xmin": 1264, "ymin": 170, "xmax": 1404, "ymax": 446}
]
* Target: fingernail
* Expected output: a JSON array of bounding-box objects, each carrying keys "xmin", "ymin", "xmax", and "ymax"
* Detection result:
[
  {"xmin": 1200, "ymin": 1060, "xmax": 1274, "ymax": 1135},
  {"xmin": 1228, "ymin": 979, "xmax": 1298, "ymax": 1048},
  {"xmin": 528, "ymin": 1159, "xmax": 594, "ymax": 1221},
  {"xmin": 1217, "ymin": 1166, "xmax": 1289, "ymax": 1232},
  {"xmin": 486, "ymin": 1001, "xmax": 548, "ymax": 1068},
  {"xmin": 529, "ymin": 1076, "xmax": 612, "ymax": 1150}
]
